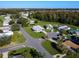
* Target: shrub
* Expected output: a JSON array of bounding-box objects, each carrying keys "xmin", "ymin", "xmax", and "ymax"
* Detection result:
[
  {"xmin": 0, "ymin": 30, "xmax": 3, "ymax": 33},
  {"xmin": 11, "ymin": 24, "xmax": 19, "ymax": 31},
  {"xmin": 0, "ymin": 36, "xmax": 11, "ymax": 46},
  {"xmin": 8, "ymin": 47, "xmax": 43, "ymax": 58},
  {"xmin": 9, "ymin": 20, "xmax": 15, "ymax": 25},
  {"xmin": 35, "ymin": 20, "xmax": 38, "ymax": 23},
  {"xmin": 17, "ymin": 18, "xmax": 28, "ymax": 27}
]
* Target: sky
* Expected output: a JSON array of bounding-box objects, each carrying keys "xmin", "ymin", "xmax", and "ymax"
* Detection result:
[{"xmin": 0, "ymin": 1, "xmax": 79, "ymax": 8}]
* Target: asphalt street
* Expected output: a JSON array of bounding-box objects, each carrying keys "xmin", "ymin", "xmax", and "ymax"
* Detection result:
[{"xmin": 0, "ymin": 25, "xmax": 53, "ymax": 58}]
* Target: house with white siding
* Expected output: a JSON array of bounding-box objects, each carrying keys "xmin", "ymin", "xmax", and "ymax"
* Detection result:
[{"xmin": 0, "ymin": 15, "xmax": 13, "ymax": 37}]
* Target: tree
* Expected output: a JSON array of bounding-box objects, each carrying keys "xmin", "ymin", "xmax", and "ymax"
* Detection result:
[
  {"xmin": 17, "ymin": 18, "xmax": 29, "ymax": 27},
  {"xmin": 0, "ymin": 36, "xmax": 11, "ymax": 46},
  {"xmin": 8, "ymin": 47, "xmax": 43, "ymax": 58},
  {"xmin": 35, "ymin": 20, "xmax": 38, "ymax": 23},
  {"xmin": 31, "ymin": 10, "xmax": 79, "ymax": 27},
  {"xmin": 11, "ymin": 24, "xmax": 20, "ymax": 31},
  {"xmin": 9, "ymin": 20, "xmax": 15, "ymax": 25},
  {"xmin": 0, "ymin": 30, "xmax": 3, "ymax": 33},
  {"xmin": 30, "ymin": 49, "xmax": 43, "ymax": 58},
  {"xmin": 57, "ymin": 36, "xmax": 64, "ymax": 49}
]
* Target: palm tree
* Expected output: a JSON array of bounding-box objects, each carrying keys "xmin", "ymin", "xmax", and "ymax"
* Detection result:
[{"xmin": 57, "ymin": 36, "xmax": 64, "ymax": 48}]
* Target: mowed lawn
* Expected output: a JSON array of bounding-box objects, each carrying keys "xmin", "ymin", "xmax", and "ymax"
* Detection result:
[
  {"xmin": 24, "ymin": 18, "xmax": 79, "ymax": 38},
  {"xmin": 42, "ymin": 40, "xmax": 60, "ymax": 55},
  {"xmin": 8, "ymin": 47, "xmax": 32, "ymax": 58},
  {"xmin": 24, "ymin": 19, "xmax": 60, "ymax": 38},
  {"xmin": 34, "ymin": 19, "xmax": 60, "ymax": 27},
  {"xmin": 8, "ymin": 47, "xmax": 43, "ymax": 58},
  {"xmin": 24, "ymin": 27, "xmax": 45, "ymax": 38},
  {"xmin": 34, "ymin": 18, "xmax": 79, "ymax": 29},
  {"xmin": 11, "ymin": 31, "xmax": 25, "ymax": 44},
  {"xmin": 0, "ymin": 16, "xmax": 4, "ymax": 26},
  {"xmin": 0, "ymin": 54, "xmax": 2, "ymax": 58}
]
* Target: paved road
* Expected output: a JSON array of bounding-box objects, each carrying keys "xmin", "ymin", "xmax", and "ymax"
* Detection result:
[
  {"xmin": 0, "ymin": 16, "xmax": 53, "ymax": 58},
  {"xmin": 0, "ymin": 43, "xmax": 26, "ymax": 54},
  {"xmin": 20, "ymin": 26, "xmax": 53, "ymax": 58},
  {"xmin": 0, "ymin": 25, "xmax": 53, "ymax": 58}
]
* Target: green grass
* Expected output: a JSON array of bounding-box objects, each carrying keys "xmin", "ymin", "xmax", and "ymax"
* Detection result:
[
  {"xmin": 42, "ymin": 40, "xmax": 79, "ymax": 58},
  {"xmin": 8, "ymin": 47, "xmax": 32, "ymax": 58},
  {"xmin": 24, "ymin": 27, "xmax": 45, "ymax": 38},
  {"xmin": 53, "ymin": 29, "xmax": 58, "ymax": 32},
  {"xmin": 42, "ymin": 40, "xmax": 60, "ymax": 55},
  {"xmin": 0, "ymin": 54, "xmax": 2, "ymax": 58},
  {"xmin": 24, "ymin": 18, "xmax": 79, "ymax": 39},
  {"xmin": 11, "ymin": 31, "xmax": 25, "ymax": 44},
  {"xmin": 35, "ymin": 20, "xmax": 60, "ymax": 27},
  {"xmin": 45, "ymin": 29, "xmax": 51, "ymax": 32},
  {"xmin": 24, "ymin": 18, "xmax": 59, "ymax": 38},
  {"xmin": 0, "ymin": 16, "xmax": 4, "ymax": 27},
  {"xmin": 8, "ymin": 47, "xmax": 43, "ymax": 58},
  {"xmin": 34, "ymin": 18, "xmax": 79, "ymax": 29}
]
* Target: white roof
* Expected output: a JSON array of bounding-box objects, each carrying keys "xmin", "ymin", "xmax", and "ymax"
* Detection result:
[
  {"xmin": 4, "ymin": 31, "xmax": 13, "ymax": 36},
  {"xmin": 58, "ymin": 25, "xmax": 70, "ymax": 30},
  {"xmin": 32, "ymin": 25, "xmax": 44, "ymax": 32},
  {"xmin": 0, "ymin": 26, "xmax": 10, "ymax": 32},
  {"xmin": 59, "ymin": 25, "xmax": 67, "ymax": 28},
  {"xmin": 3, "ymin": 15, "xmax": 12, "ymax": 26},
  {"xmin": 0, "ymin": 31, "xmax": 13, "ymax": 37},
  {"xmin": 20, "ymin": 12, "xmax": 29, "ymax": 18},
  {"xmin": 0, "ymin": 33, "xmax": 3, "ymax": 37},
  {"xmin": 29, "ymin": 20, "xmax": 35, "ymax": 24},
  {"xmin": 0, "ymin": 14, "xmax": 13, "ymax": 37},
  {"xmin": 76, "ymin": 31, "xmax": 79, "ymax": 35}
]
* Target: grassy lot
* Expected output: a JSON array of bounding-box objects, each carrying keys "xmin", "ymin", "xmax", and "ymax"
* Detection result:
[
  {"xmin": 24, "ymin": 27, "xmax": 45, "ymax": 38},
  {"xmin": 24, "ymin": 18, "xmax": 59, "ymax": 38},
  {"xmin": 11, "ymin": 31, "xmax": 25, "ymax": 44},
  {"xmin": 53, "ymin": 29, "xmax": 58, "ymax": 32},
  {"xmin": 45, "ymin": 29, "xmax": 51, "ymax": 32},
  {"xmin": 42, "ymin": 40, "xmax": 60, "ymax": 55},
  {"xmin": 0, "ymin": 54, "xmax": 2, "ymax": 58},
  {"xmin": 42, "ymin": 40, "xmax": 79, "ymax": 58},
  {"xmin": 24, "ymin": 18, "xmax": 79, "ymax": 39},
  {"xmin": 0, "ymin": 16, "xmax": 4, "ymax": 27},
  {"xmin": 8, "ymin": 47, "xmax": 43, "ymax": 58},
  {"xmin": 8, "ymin": 47, "xmax": 32, "ymax": 58},
  {"xmin": 35, "ymin": 20, "xmax": 60, "ymax": 27},
  {"xmin": 34, "ymin": 18, "xmax": 79, "ymax": 29}
]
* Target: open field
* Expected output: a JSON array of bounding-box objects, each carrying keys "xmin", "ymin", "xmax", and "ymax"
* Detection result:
[
  {"xmin": 0, "ymin": 16, "xmax": 4, "ymax": 27},
  {"xmin": 11, "ymin": 31, "xmax": 25, "ymax": 44},
  {"xmin": 24, "ymin": 27, "xmax": 45, "ymax": 38},
  {"xmin": 42, "ymin": 40, "xmax": 60, "ymax": 55}
]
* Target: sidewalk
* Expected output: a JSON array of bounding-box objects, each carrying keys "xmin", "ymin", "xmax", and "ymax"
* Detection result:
[{"xmin": 3, "ymin": 51, "xmax": 9, "ymax": 58}]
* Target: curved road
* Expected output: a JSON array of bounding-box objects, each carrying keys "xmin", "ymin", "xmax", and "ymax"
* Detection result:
[
  {"xmin": 20, "ymin": 26, "xmax": 53, "ymax": 58},
  {"xmin": 0, "ymin": 25, "xmax": 53, "ymax": 58}
]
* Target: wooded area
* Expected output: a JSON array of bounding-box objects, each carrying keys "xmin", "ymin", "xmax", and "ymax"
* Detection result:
[{"xmin": 31, "ymin": 10, "xmax": 79, "ymax": 26}]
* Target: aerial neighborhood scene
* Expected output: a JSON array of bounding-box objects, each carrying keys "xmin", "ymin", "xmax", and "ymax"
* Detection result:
[{"xmin": 0, "ymin": 8, "xmax": 79, "ymax": 58}]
